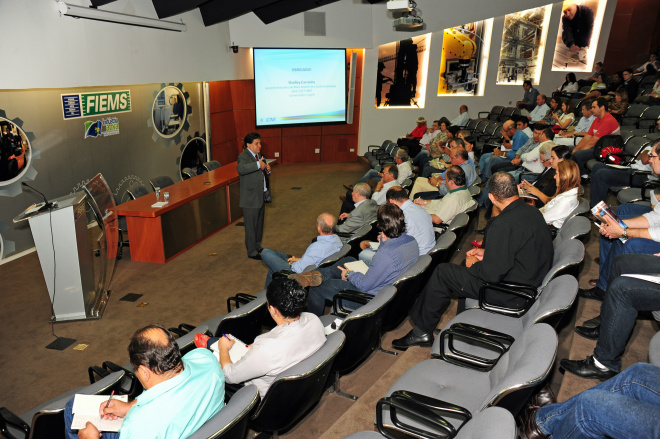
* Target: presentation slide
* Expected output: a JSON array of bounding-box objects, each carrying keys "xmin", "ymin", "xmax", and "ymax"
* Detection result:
[{"xmin": 254, "ymin": 48, "xmax": 347, "ymax": 127}]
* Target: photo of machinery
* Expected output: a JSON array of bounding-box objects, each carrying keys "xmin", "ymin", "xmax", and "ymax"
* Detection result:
[
  {"xmin": 437, "ymin": 20, "xmax": 492, "ymax": 96},
  {"xmin": 497, "ymin": 6, "xmax": 552, "ymax": 85}
]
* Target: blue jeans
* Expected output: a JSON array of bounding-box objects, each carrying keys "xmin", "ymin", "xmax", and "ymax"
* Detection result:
[
  {"xmin": 536, "ymin": 362, "xmax": 660, "ymax": 439},
  {"xmin": 478, "ymin": 152, "xmax": 493, "ymax": 176},
  {"xmin": 482, "ymin": 155, "xmax": 509, "ymax": 179},
  {"xmin": 307, "ymin": 256, "xmax": 361, "ymax": 316},
  {"xmin": 589, "ymin": 162, "xmax": 646, "ymax": 208},
  {"xmin": 64, "ymin": 397, "xmax": 120, "ymax": 439},
  {"xmin": 358, "ymin": 248, "xmax": 375, "ymax": 265},
  {"xmin": 573, "ymin": 148, "xmax": 594, "ymax": 176},
  {"xmin": 594, "ymin": 254, "xmax": 660, "ymax": 371},
  {"xmin": 597, "ymin": 204, "xmax": 660, "ymax": 290},
  {"xmin": 261, "ymin": 249, "xmax": 292, "ymax": 287},
  {"xmin": 358, "ymin": 169, "xmax": 382, "ymax": 183}
]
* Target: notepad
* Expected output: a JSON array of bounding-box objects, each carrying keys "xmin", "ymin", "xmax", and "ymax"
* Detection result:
[
  {"xmin": 71, "ymin": 394, "xmax": 128, "ymax": 431},
  {"xmin": 344, "ymin": 260, "xmax": 370, "ymax": 275},
  {"xmin": 369, "ymin": 241, "xmax": 380, "ymax": 251},
  {"xmin": 209, "ymin": 335, "xmax": 250, "ymax": 363},
  {"xmin": 151, "ymin": 201, "xmax": 168, "ymax": 208}
]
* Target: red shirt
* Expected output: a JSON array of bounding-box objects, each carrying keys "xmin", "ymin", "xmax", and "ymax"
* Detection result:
[
  {"xmin": 410, "ymin": 124, "xmax": 427, "ymax": 140},
  {"xmin": 588, "ymin": 112, "xmax": 620, "ymax": 138}
]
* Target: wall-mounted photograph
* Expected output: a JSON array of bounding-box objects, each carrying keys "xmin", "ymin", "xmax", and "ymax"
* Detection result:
[
  {"xmin": 437, "ymin": 20, "xmax": 493, "ymax": 96},
  {"xmin": 375, "ymin": 33, "xmax": 431, "ymax": 108},
  {"xmin": 0, "ymin": 118, "xmax": 31, "ymax": 186},
  {"xmin": 552, "ymin": 0, "xmax": 608, "ymax": 72},
  {"xmin": 497, "ymin": 6, "xmax": 552, "ymax": 85},
  {"xmin": 152, "ymin": 86, "xmax": 186, "ymax": 137}
]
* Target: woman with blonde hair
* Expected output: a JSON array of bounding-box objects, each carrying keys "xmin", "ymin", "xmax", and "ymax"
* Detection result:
[{"xmin": 540, "ymin": 159, "xmax": 581, "ymax": 233}]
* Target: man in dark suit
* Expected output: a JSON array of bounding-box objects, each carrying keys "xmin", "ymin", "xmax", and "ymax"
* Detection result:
[{"xmin": 237, "ymin": 132, "xmax": 270, "ymax": 260}]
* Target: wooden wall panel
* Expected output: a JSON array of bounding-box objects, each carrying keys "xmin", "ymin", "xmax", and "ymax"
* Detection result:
[
  {"xmin": 321, "ymin": 135, "xmax": 358, "ymax": 162},
  {"xmin": 282, "ymin": 136, "xmax": 321, "ymax": 164},
  {"xmin": 208, "ymin": 81, "xmax": 233, "ymax": 113},
  {"xmin": 354, "ymin": 79, "xmax": 363, "ymax": 104},
  {"xmin": 322, "ymin": 109, "xmax": 360, "ymax": 136},
  {"xmin": 230, "ymin": 80, "xmax": 255, "ymax": 110},
  {"xmin": 281, "ymin": 125, "xmax": 322, "ymax": 137},
  {"xmin": 260, "ymin": 137, "xmax": 282, "ymax": 164},
  {"xmin": 212, "ymin": 140, "xmax": 239, "ymax": 168},
  {"xmin": 210, "ymin": 111, "xmax": 237, "ymax": 144}
]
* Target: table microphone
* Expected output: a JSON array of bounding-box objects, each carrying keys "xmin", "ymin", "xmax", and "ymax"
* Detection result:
[{"xmin": 22, "ymin": 182, "xmax": 56, "ymax": 210}]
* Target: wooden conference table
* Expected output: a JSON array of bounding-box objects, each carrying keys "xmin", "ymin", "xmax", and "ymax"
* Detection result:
[{"xmin": 117, "ymin": 162, "xmax": 242, "ymax": 263}]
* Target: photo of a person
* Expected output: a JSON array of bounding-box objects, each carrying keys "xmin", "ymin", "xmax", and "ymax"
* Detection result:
[{"xmin": 552, "ymin": 0, "xmax": 605, "ymax": 72}]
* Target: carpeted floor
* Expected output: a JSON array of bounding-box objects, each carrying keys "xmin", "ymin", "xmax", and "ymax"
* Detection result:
[{"xmin": 0, "ymin": 161, "xmax": 657, "ymax": 439}]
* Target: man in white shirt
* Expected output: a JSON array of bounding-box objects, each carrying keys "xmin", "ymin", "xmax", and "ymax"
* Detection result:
[
  {"xmin": 371, "ymin": 164, "xmax": 401, "ymax": 205},
  {"xmin": 528, "ymin": 94, "xmax": 550, "ymax": 122},
  {"xmin": 349, "ymin": 149, "xmax": 412, "ymax": 189},
  {"xmin": 419, "ymin": 120, "xmax": 441, "ymax": 150},
  {"xmin": 450, "ymin": 105, "xmax": 470, "ymax": 127},
  {"xmin": 554, "ymin": 100, "xmax": 596, "ymax": 147}
]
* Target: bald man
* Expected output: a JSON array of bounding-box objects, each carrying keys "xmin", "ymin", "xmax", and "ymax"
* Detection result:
[{"xmin": 261, "ymin": 213, "xmax": 343, "ymax": 287}]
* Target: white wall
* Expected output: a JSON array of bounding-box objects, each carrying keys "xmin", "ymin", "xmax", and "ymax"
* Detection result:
[
  {"xmin": 1, "ymin": 0, "xmax": 252, "ymax": 89},
  {"xmin": 357, "ymin": 0, "xmax": 617, "ymax": 151}
]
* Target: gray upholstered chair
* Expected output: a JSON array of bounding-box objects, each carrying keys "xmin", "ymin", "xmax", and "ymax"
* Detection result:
[
  {"xmin": 380, "ymin": 323, "xmax": 557, "ymax": 434},
  {"xmin": 320, "ymin": 285, "xmax": 397, "ymax": 400},
  {"xmin": 553, "ymin": 215, "xmax": 591, "ymax": 249},
  {"xmin": 343, "ymin": 406, "xmax": 516, "ymax": 439},
  {"xmin": 125, "ymin": 184, "xmax": 149, "ymax": 200},
  {"xmin": 0, "ymin": 371, "xmax": 125, "ymax": 439},
  {"xmin": 563, "ymin": 197, "xmax": 589, "ymax": 223},
  {"xmin": 650, "ymin": 331, "xmax": 660, "ymax": 367},
  {"xmin": 302, "ymin": 243, "xmax": 351, "ymax": 272},
  {"xmin": 346, "ymin": 223, "xmax": 374, "ymax": 259},
  {"xmin": 203, "ymin": 161, "xmax": 222, "ymax": 172},
  {"xmin": 187, "ymin": 385, "xmax": 260, "ymax": 439},
  {"xmin": 149, "ymin": 175, "xmax": 174, "ymax": 190},
  {"xmin": 182, "ymin": 167, "xmax": 197, "ymax": 180},
  {"xmin": 427, "ymin": 231, "xmax": 456, "ymax": 269},
  {"xmin": 432, "ymin": 275, "xmax": 578, "ymax": 359}
]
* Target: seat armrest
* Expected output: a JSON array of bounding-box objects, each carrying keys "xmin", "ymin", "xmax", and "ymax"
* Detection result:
[
  {"xmin": 478, "ymin": 282, "xmax": 537, "ymax": 317},
  {"xmin": 226, "ymin": 293, "xmax": 258, "ymax": 312},
  {"xmin": 438, "ymin": 325, "xmax": 511, "ymax": 371},
  {"xmin": 102, "ymin": 361, "xmax": 139, "ymax": 396},
  {"xmin": 88, "ymin": 365, "xmax": 110, "ymax": 384},
  {"xmin": 641, "ymin": 179, "xmax": 660, "ymax": 201},
  {"xmin": 376, "ymin": 391, "xmax": 471, "ymax": 439},
  {"xmin": 334, "ymin": 231, "xmax": 353, "ymax": 238},
  {"xmin": 168, "ymin": 327, "xmax": 187, "ymax": 337},
  {"xmin": 0, "ymin": 407, "xmax": 29, "ymax": 439},
  {"xmin": 333, "ymin": 290, "xmax": 372, "ymax": 317},
  {"xmin": 478, "ymin": 111, "xmax": 490, "ymax": 118}
]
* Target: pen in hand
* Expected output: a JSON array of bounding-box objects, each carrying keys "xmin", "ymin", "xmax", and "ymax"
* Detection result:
[{"xmin": 104, "ymin": 390, "xmax": 115, "ymax": 410}]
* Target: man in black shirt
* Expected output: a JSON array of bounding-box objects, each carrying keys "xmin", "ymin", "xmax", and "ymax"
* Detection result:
[
  {"xmin": 562, "ymin": 3, "xmax": 595, "ymax": 54},
  {"xmin": 392, "ymin": 172, "xmax": 554, "ymax": 350}
]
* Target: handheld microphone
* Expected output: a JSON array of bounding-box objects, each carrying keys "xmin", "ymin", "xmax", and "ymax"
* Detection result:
[{"xmin": 22, "ymin": 182, "xmax": 56, "ymax": 210}]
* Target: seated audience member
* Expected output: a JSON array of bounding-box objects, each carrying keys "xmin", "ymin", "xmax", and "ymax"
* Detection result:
[
  {"xmin": 521, "ymin": 362, "xmax": 660, "ymax": 439},
  {"xmin": 528, "ymin": 94, "xmax": 550, "ymax": 123},
  {"xmin": 414, "ymin": 165, "xmax": 476, "ymax": 225},
  {"xmin": 578, "ymin": 61, "xmax": 604, "ymax": 87},
  {"xmin": 348, "ymin": 149, "xmax": 412, "ymax": 192},
  {"xmin": 335, "ymin": 183, "xmax": 378, "ymax": 242},
  {"xmin": 481, "ymin": 117, "xmax": 530, "ymax": 180},
  {"xmin": 516, "ymin": 80, "xmax": 540, "ymax": 111},
  {"xmin": 560, "ymin": 253, "xmax": 660, "ymax": 381},
  {"xmin": 519, "ymin": 145, "xmax": 571, "ymax": 208},
  {"xmin": 634, "ymin": 52, "xmax": 659, "ymax": 75},
  {"xmin": 540, "ymin": 160, "xmax": 580, "ymax": 233},
  {"xmin": 359, "ymin": 187, "xmax": 434, "ymax": 264},
  {"xmin": 370, "ymin": 164, "xmax": 401, "ymax": 205},
  {"xmin": 572, "ymin": 97, "xmax": 621, "ymax": 179},
  {"xmin": 556, "ymin": 72, "xmax": 579, "ymax": 95},
  {"xmin": 519, "ymin": 128, "xmax": 555, "ymax": 176},
  {"xmin": 581, "ymin": 72, "xmax": 609, "ymax": 101},
  {"xmin": 635, "ymin": 71, "xmax": 660, "ymax": 104},
  {"xmin": 398, "ymin": 116, "xmax": 427, "ymax": 158},
  {"xmin": 202, "ymin": 278, "xmax": 325, "ymax": 398},
  {"xmin": 588, "ymin": 121, "xmax": 657, "ymax": 208},
  {"xmin": 541, "ymin": 96, "xmax": 563, "ymax": 126},
  {"xmin": 460, "ymin": 133, "xmax": 477, "ymax": 164},
  {"xmin": 450, "ymin": 104, "xmax": 470, "ymax": 127},
  {"xmin": 295, "ymin": 203, "xmax": 419, "ymax": 316},
  {"xmin": 65, "ymin": 324, "xmax": 225, "ymax": 439},
  {"xmin": 619, "ymin": 68, "xmax": 639, "ymax": 101},
  {"xmin": 261, "ymin": 213, "xmax": 342, "ymax": 287},
  {"xmin": 402, "ymin": 116, "xmax": 427, "ymax": 141},
  {"xmin": 413, "ymin": 119, "xmax": 440, "ymax": 158},
  {"xmin": 582, "ymin": 140, "xmax": 660, "ymax": 299},
  {"xmin": 551, "ymin": 99, "xmax": 575, "ymax": 133},
  {"xmin": 409, "ymin": 148, "xmax": 476, "ymax": 200},
  {"xmin": 420, "ymin": 137, "xmax": 465, "ymax": 177},
  {"xmin": 489, "ymin": 121, "xmax": 540, "ymax": 177},
  {"xmin": 392, "ymin": 172, "xmax": 554, "ymax": 349},
  {"xmin": 609, "ymin": 89, "xmax": 628, "ymax": 119},
  {"xmin": 554, "ymin": 99, "xmax": 596, "ymax": 147}
]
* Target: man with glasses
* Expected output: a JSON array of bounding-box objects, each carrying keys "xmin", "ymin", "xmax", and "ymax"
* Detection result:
[
  {"xmin": 409, "ymin": 148, "xmax": 476, "ymax": 199},
  {"xmin": 528, "ymin": 94, "xmax": 550, "ymax": 123},
  {"xmin": 572, "ymin": 97, "xmax": 621, "ymax": 179},
  {"xmin": 579, "ymin": 138, "xmax": 660, "ymax": 302},
  {"xmin": 481, "ymin": 116, "xmax": 530, "ymax": 180},
  {"xmin": 370, "ymin": 164, "xmax": 401, "ymax": 205},
  {"xmin": 335, "ymin": 183, "xmax": 378, "ymax": 242},
  {"xmin": 478, "ymin": 119, "xmax": 516, "ymax": 179}
]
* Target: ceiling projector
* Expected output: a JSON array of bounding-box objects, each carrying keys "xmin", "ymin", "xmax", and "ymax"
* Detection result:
[{"xmin": 393, "ymin": 15, "xmax": 424, "ymax": 31}]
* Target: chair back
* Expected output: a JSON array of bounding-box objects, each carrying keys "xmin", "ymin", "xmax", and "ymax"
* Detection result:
[
  {"xmin": 428, "ymin": 232, "xmax": 456, "ymax": 269},
  {"xmin": 639, "ymin": 106, "xmax": 660, "ymax": 129},
  {"xmin": 465, "ymin": 119, "xmax": 479, "ymax": 132},
  {"xmin": 521, "ymin": 275, "xmax": 578, "ymax": 329},
  {"xmin": 481, "ymin": 323, "xmax": 557, "ymax": 416},
  {"xmin": 400, "ymin": 178, "xmax": 412, "ymax": 191},
  {"xmin": 249, "ymin": 331, "xmax": 345, "ymax": 433},
  {"xmin": 488, "ymin": 105, "xmax": 504, "ymax": 121},
  {"xmin": 125, "ymin": 185, "xmax": 149, "ymax": 200},
  {"xmin": 468, "ymin": 185, "xmax": 480, "ymax": 197},
  {"xmin": 330, "ymin": 286, "xmax": 397, "ymax": 374},
  {"xmin": 346, "ymin": 223, "xmax": 374, "ymax": 259},
  {"xmin": 621, "ymin": 103, "xmax": 649, "ymax": 127},
  {"xmin": 316, "ymin": 244, "xmax": 351, "ymax": 270},
  {"xmin": 382, "ymin": 255, "xmax": 432, "ymax": 332},
  {"xmin": 623, "ymin": 136, "xmax": 651, "ymax": 157},
  {"xmin": 498, "ymin": 107, "xmax": 516, "ymax": 122},
  {"xmin": 474, "ymin": 120, "xmax": 490, "ymax": 135},
  {"xmin": 553, "ymin": 216, "xmax": 590, "ymax": 249},
  {"xmin": 215, "ymin": 290, "xmax": 269, "ymax": 344},
  {"xmin": 203, "ymin": 160, "xmax": 222, "ymax": 172},
  {"xmin": 149, "ymin": 175, "xmax": 174, "ymax": 190},
  {"xmin": 187, "ymin": 385, "xmax": 260, "ymax": 439},
  {"xmin": 563, "ymin": 198, "xmax": 589, "ymax": 224},
  {"xmin": 540, "ymin": 239, "xmax": 584, "ymax": 289},
  {"xmin": 182, "ymin": 167, "xmax": 197, "ymax": 180}
]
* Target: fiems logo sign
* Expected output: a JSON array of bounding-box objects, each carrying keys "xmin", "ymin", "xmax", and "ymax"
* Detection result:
[{"xmin": 62, "ymin": 91, "xmax": 132, "ymax": 120}]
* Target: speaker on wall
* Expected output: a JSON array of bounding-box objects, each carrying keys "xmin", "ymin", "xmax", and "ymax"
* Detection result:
[{"xmin": 347, "ymin": 51, "xmax": 358, "ymax": 124}]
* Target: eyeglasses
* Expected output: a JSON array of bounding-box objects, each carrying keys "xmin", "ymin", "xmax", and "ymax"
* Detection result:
[{"xmin": 650, "ymin": 154, "xmax": 659, "ymax": 159}]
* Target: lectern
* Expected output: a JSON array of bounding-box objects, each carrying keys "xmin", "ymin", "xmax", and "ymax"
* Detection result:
[{"xmin": 14, "ymin": 174, "xmax": 118, "ymax": 321}]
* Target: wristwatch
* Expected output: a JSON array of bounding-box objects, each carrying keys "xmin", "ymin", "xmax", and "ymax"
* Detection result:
[{"xmin": 622, "ymin": 228, "xmax": 628, "ymax": 239}]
